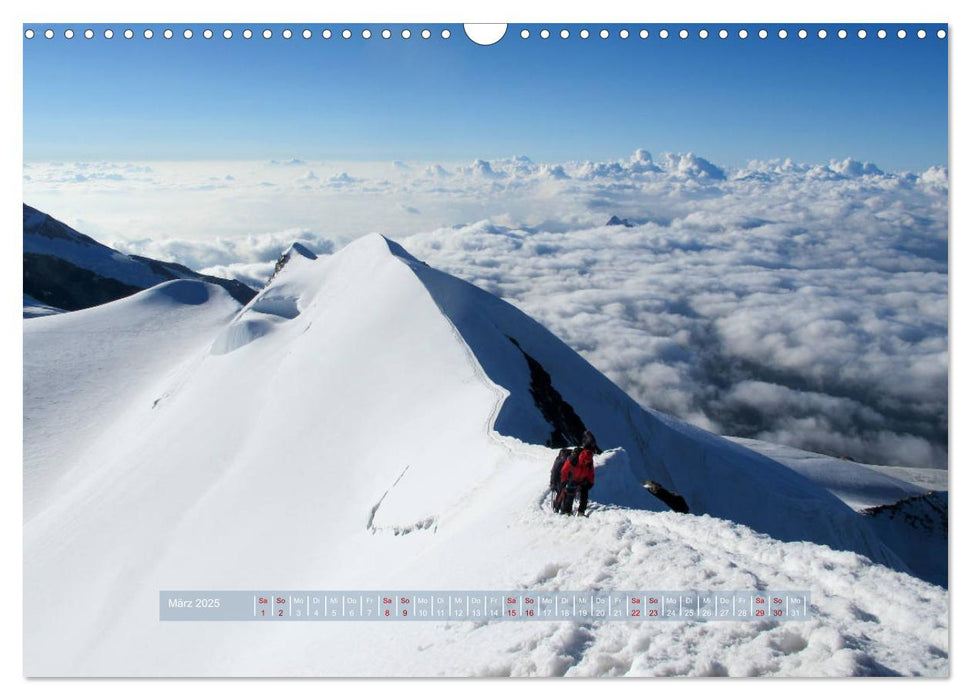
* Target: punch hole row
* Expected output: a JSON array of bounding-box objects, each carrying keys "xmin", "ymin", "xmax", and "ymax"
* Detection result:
[
  {"xmin": 24, "ymin": 26, "xmax": 947, "ymax": 41},
  {"xmin": 23, "ymin": 27, "xmax": 454, "ymax": 41},
  {"xmin": 518, "ymin": 27, "xmax": 945, "ymax": 41}
]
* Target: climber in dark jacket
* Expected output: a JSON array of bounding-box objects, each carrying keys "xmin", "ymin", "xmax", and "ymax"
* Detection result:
[{"xmin": 549, "ymin": 448, "xmax": 570, "ymax": 512}]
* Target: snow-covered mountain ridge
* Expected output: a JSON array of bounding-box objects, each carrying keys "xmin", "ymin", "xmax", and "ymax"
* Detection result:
[
  {"xmin": 23, "ymin": 203, "xmax": 257, "ymax": 316},
  {"xmin": 23, "ymin": 233, "xmax": 947, "ymax": 676}
]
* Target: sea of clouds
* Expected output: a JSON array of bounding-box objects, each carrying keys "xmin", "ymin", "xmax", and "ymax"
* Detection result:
[{"xmin": 23, "ymin": 150, "xmax": 948, "ymax": 468}]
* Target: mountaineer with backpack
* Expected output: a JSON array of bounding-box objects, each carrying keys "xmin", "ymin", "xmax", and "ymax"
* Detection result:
[
  {"xmin": 558, "ymin": 431, "xmax": 601, "ymax": 516},
  {"xmin": 549, "ymin": 448, "xmax": 570, "ymax": 512}
]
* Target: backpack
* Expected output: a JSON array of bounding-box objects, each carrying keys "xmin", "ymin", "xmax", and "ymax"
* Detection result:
[{"xmin": 562, "ymin": 446, "xmax": 584, "ymax": 492}]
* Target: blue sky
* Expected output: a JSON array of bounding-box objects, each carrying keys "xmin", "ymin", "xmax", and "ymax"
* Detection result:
[{"xmin": 23, "ymin": 23, "xmax": 948, "ymax": 171}]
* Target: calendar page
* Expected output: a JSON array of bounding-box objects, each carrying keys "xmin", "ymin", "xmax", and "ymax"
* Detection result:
[{"xmin": 22, "ymin": 12, "xmax": 948, "ymax": 679}]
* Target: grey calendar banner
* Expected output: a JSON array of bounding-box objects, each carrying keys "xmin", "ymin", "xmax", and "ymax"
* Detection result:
[{"xmin": 160, "ymin": 590, "xmax": 811, "ymax": 622}]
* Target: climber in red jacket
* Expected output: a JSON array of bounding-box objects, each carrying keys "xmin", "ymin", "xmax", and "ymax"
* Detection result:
[{"xmin": 559, "ymin": 430, "xmax": 600, "ymax": 516}]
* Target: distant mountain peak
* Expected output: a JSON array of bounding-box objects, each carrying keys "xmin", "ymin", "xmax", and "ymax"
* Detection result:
[
  {"xmin": 606, "ymin": 215, "xmax": 634, "ymax": 227},
  {"xmin": 268, "ymin": 241, "xmax": 320, "ymax": 283},
  {"xmin": 286, "ymin": 241, "xmax": 318, "ymax": 260}
]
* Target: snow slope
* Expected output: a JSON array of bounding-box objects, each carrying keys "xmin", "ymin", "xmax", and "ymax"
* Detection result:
[
  {"xmin": 724, "ymin": 438, "xmax": 947, "ymax": 587},
  {"xmin": 23, "ymin": 234, "xmax": 947, "ymax": 676},
  {"xmin": 23, "ymin": 280, "xmax": 243, "ymax": 519},
  {"xmin": 725, "ymin": 437, "xmax": 938, "ymax": 511}
]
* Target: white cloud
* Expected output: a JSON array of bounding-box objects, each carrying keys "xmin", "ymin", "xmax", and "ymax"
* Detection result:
[
  {"xmin": 197, "ymin": 261, "xmax": 277, "ymax": 289},
  {"xmin": 662, "ymin": 152, "xmax": 726, "ymax": 180},
  {"xmin": 461, "ymin": 159, "xmax": 504, "ymax": 179},
  {"xmin": 829, "ymin": 157, "xmax": 884, "ymax": 177},
  {"xmin": 110, "ymin": 228, "xmax": 335, "ymax": 283},
  {"xmin": 541, "ymin": 164, "xmax": 570, "ymax": 180},
  {"xmin": 327, "ymin": 172, "xmax": 363, "ymax": 187}
]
